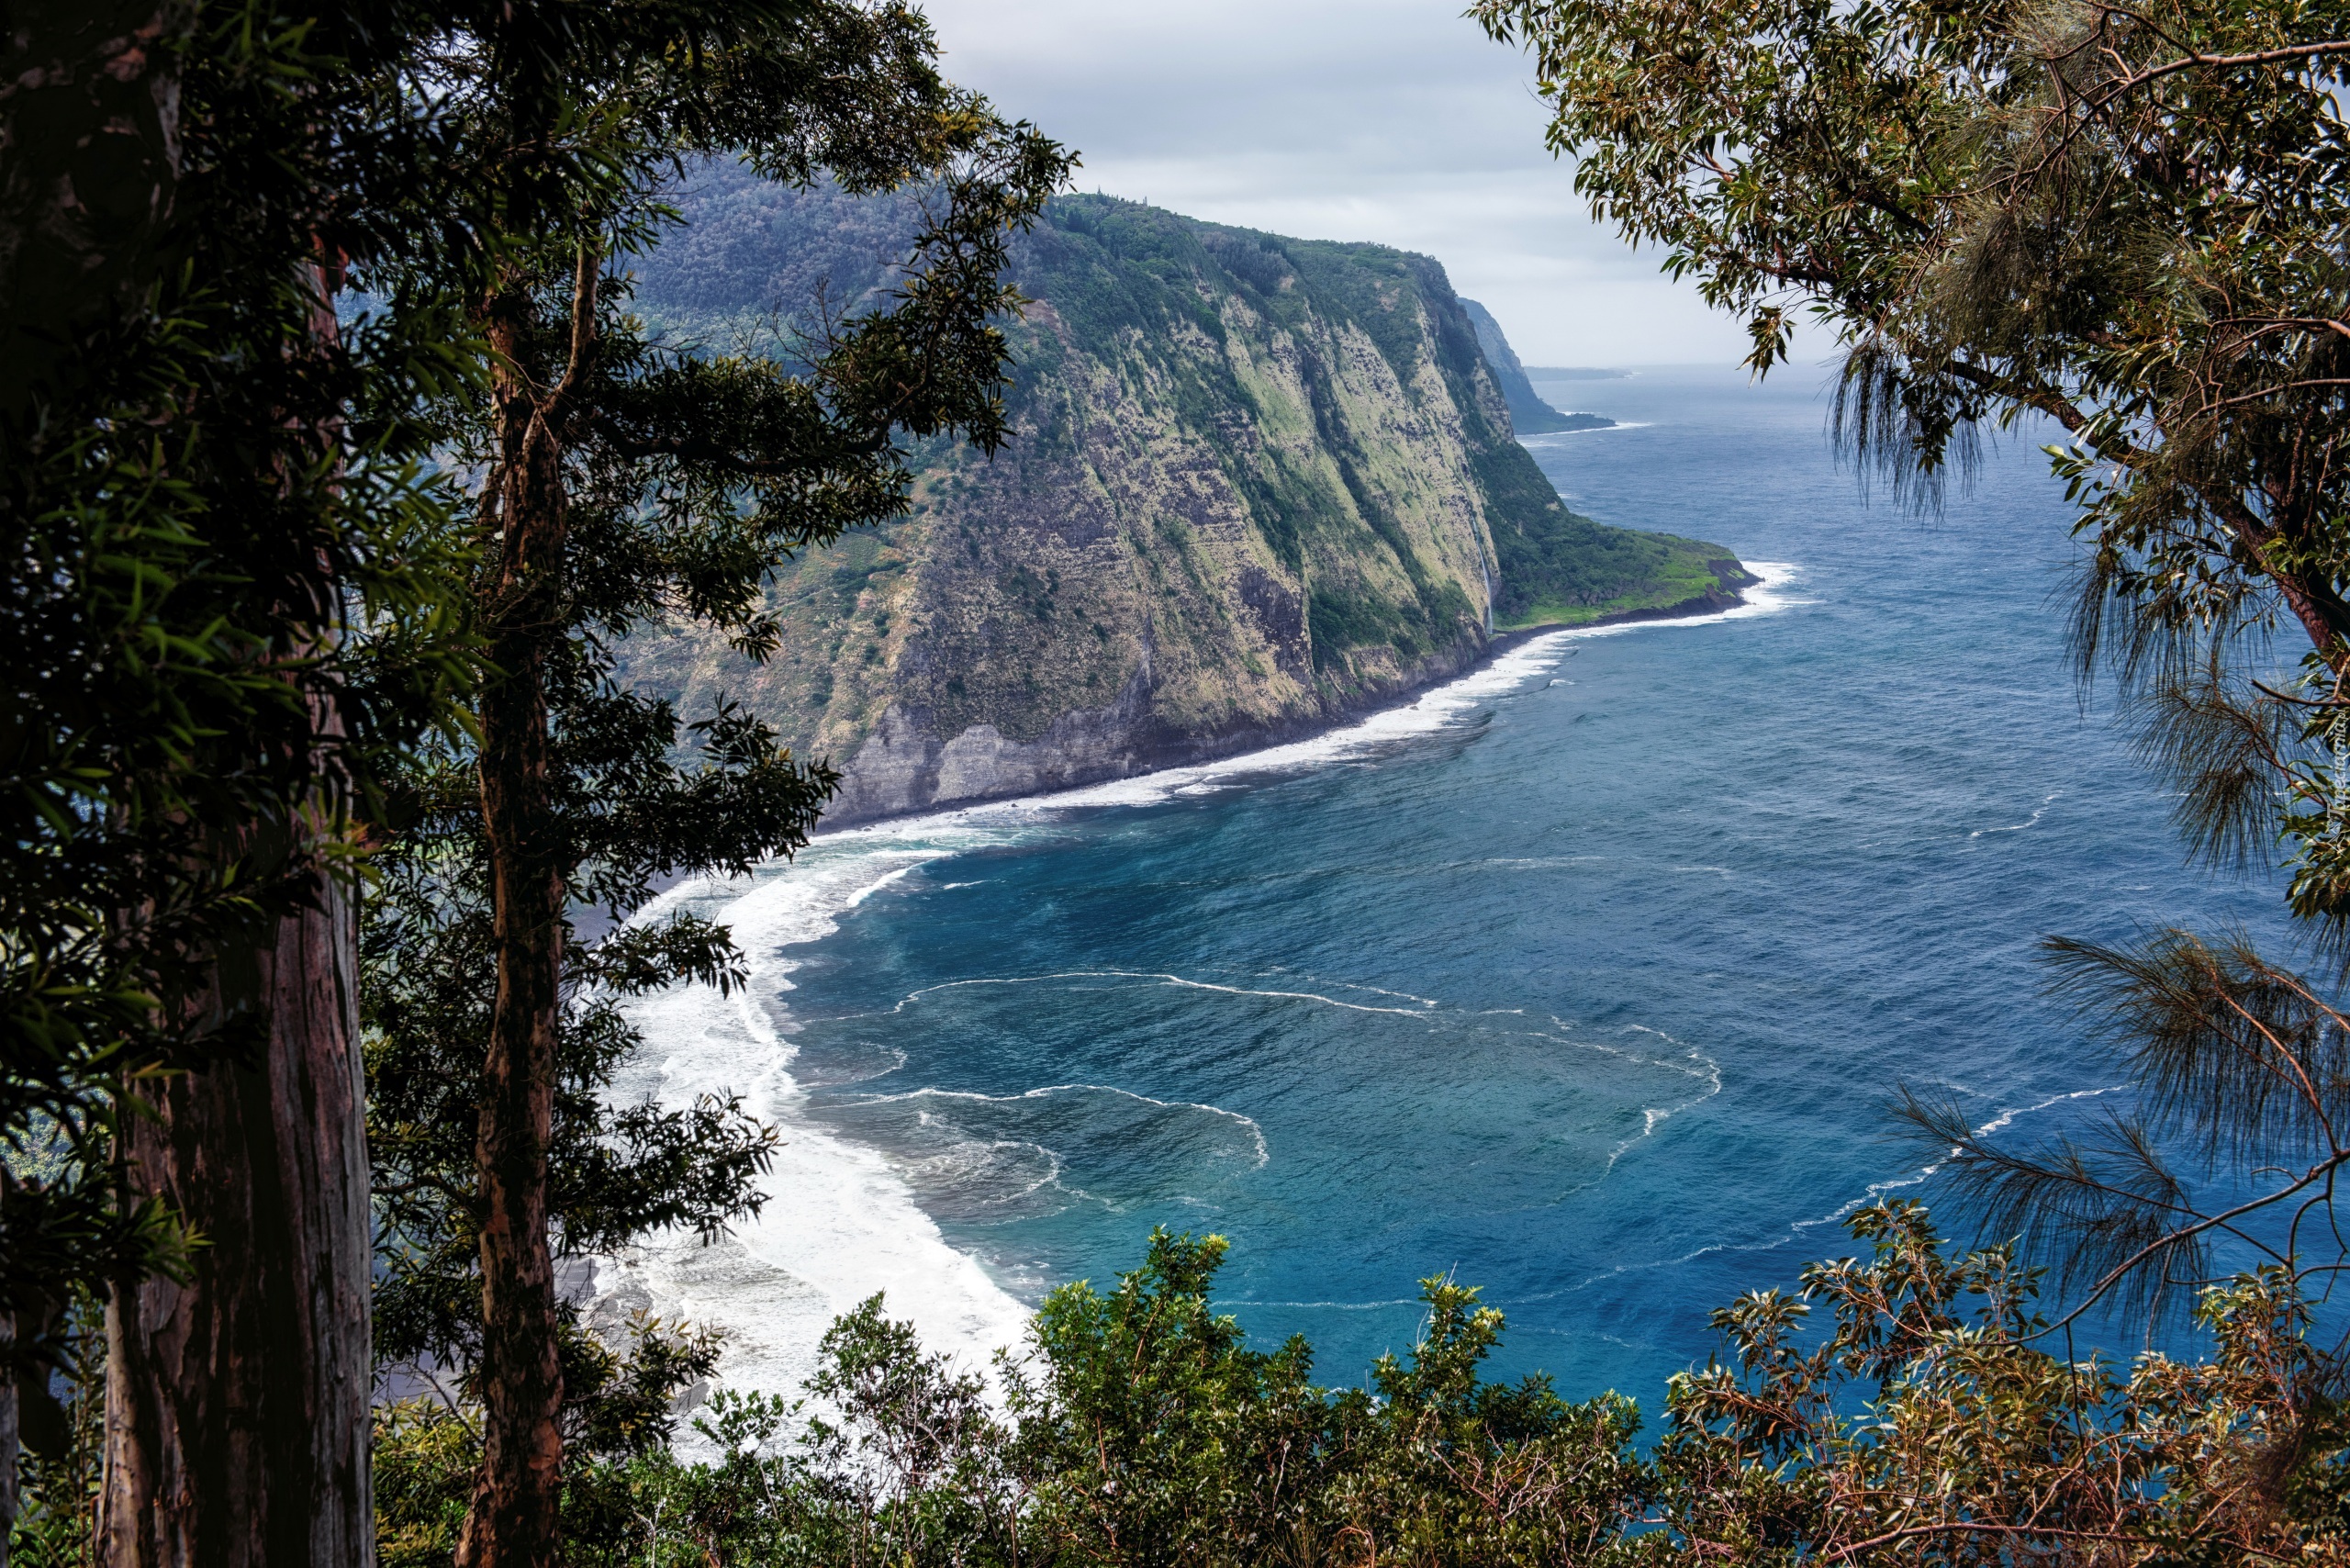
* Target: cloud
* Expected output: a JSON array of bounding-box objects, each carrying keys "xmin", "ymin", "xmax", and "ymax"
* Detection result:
[{"xmin": 921, "ymin": 0, "xmax": 1750, "ymax": 364}]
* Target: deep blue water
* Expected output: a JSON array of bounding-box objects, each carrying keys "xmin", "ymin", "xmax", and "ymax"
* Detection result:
[{"xmin": 644, "ymin": 364, "xmax": 2293, "ymax": 1406}]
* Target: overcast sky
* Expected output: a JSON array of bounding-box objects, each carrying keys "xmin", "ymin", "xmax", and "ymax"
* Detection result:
[{"xmin": 920, "ymin": 0, "xmax": 1749, "ymax": 365}]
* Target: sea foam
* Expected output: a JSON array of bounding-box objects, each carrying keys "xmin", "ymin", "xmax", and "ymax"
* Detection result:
[
  {"xmin": 601, "ymin": 562, "xmax": 1803, "ymax": 1409},
  {"xmin": 601, "ymin": 840, "xmax": 1037, "ymax": 1415}
]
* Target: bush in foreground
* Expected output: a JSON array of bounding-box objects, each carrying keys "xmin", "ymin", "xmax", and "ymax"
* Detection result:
[{"xmin": 365, "ymin": 1209, "xmax": 2350, "ymax": 1566}]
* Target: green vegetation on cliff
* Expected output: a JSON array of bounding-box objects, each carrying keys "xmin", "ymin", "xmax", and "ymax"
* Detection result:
[
  {"xmin": 1460, "ymin": 419, "xmax": 1747, "ymax": 630},
  {"xmin": 621, "ymin": 174, "xmax": 1747, "ymax": 820}
]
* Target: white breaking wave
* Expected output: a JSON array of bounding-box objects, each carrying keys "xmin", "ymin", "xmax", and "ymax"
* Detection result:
[
  {"xmin": 1970, "ymin": 791, "xmax": 2064, "ymax": 838},
  {"xmin": 778, "ymin": 562, "xmax": 1805, "ymax": 826},
  {"xmin": 602, "ymin": 561, "xmax": 1803, "ymax": 1409},
  {"xmin": 600, "ymin": 840, "xmax": 1037, "ymax": 1416},
  {"xmin": 1538, "ymin": 1081, "xmax": 2132, "ymax": 1303},
  {"xmin": 1517, "ymin": 421, "xmax": 1656, "ymax": 440}
]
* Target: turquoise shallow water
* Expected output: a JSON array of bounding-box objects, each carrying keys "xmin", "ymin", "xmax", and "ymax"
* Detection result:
[{"xmin": 630, "ymin": 364, "xmax": 2293, "ymax": 1406}]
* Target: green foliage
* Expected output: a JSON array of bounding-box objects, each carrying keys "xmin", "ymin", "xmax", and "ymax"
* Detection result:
[
  {"xmin": 347, "ymin": 10, "xmax": 1071, "ymax": 1557},
  {"xmin": 374, "ymin": 1399, "xmax": 480, "ymax": 1568},
  {"xmin": 1011, "ymin": 1232, "xmax": 1341, "ymax": 1565},
  {"xmin": 1, "ymin": 0, "xmax": 475, "ymax": 1499},
  {"xmin": 368, "ymin": 1215, "xmax": 2350, "ymax": 1563},
  {"xmin": 1476, "ymin": 0, "xmax": 2350, "ymax": 930},
  {"xmin": 368, "ymin": 1230, "xmax": 1657, "ymax": 1567},
  {"xmin": 1656, "ymin": 1201, "xmax": 2350, "ymax": 1563},
  {"xmin": 1310, "ymin": 585, "xmax": 1432, "ymax": 666},
  {"xmin": 631, "ymin": 182, "xmax": 1740, "ymax": 692},
  {"xmin": 1474, "ymin": 0, "xmax": 2350, "ymax": 1399},
  {"xmin": 1480, "ymin": 447, "xmax": 1740, "ymax": 631},
  {"xmin": 1339, "ymin": 1277, "xmax": 1651, "ymax": 1568},
  {"xmin": 4, "ymin": 1292, "xmax": 103, "ymax": 1568}
]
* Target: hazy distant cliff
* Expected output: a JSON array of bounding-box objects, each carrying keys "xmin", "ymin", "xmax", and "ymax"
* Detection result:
[
  {"xmin": 618, "ymin": 174, "xmax": 1748, "ymax": 824},
  {"xmin": 1458, "ymin": 297, "xmax": 1613, "ymax": 437}
]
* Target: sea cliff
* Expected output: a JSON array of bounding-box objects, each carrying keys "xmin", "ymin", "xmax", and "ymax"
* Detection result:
[
  {"xmin": 618, "ymin": 178, "xmax": 1748, "ymax": 824},
  {"xmin": 1458, "ymin": 297, "xmax": 1614, "ymax": 436}
]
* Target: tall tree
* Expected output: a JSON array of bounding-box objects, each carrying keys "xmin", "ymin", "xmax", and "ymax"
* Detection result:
[
  {"xmin": 1, "ymin": 3, "xmax": 475, "ymax": 1561},
  {"xmin": 0, "ymin": 11, "xmax": 188, "ymax": 1548},
  {"xmin": 354, "ymin": 9, "xmax": 1070, "ymax": 1562}
]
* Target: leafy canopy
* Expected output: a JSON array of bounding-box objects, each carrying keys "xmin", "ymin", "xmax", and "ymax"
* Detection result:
[
  {"xmin": 355, "ymin": 0, "xmax": 1072, "ymax": 1527},
  {"xmin": 1476, "ymin": 0, "xmax": 2350, "ymax": 919},
  {"xmin": 1478, "ymin": 0, "xmax": 2350, "ymax": 1345},
  {"xmin": 0, "ymin": 0, "xmax": 476, "ymax": 1476}
]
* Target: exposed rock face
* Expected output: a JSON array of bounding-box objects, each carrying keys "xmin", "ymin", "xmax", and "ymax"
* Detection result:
[{"xmin": 618, "ymin": 182, "xmax": 1744, "ymax": 826}]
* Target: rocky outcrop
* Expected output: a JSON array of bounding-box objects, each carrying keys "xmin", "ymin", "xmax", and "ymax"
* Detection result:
[{"xmin": 617, "ymin": 181, "xmax": 1746, "ymax": 826}]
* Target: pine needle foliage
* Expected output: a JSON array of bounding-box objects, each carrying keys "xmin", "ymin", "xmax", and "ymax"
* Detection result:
[
  {"xmin": 1461, "ymin": 4, "xmax": 2350, "ymax": 1554},
  {"xmin": 1894, "ymin": 927, "xmax": 2350, "ymax": 1329}
]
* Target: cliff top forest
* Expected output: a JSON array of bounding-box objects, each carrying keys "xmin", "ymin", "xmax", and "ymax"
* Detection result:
[{"xmin": 11, "ymin": 1, "xmax": 2350, "ymax": 1565}]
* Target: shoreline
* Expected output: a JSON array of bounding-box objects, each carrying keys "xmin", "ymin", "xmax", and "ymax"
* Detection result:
[
  {"xmin": 612, "ymin": 558, "xmax": 1797, "ymax": 1408},
  {"xmin": 1483, "ymin": 560, "xmax": 1758, "ymax": 660},
  {"xmin": 808, "ymin": 566, "xmax": 1767, "ymax": 841}
]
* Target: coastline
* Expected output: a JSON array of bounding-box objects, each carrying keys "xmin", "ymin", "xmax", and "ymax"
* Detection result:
[
  {"xmin": 1482, "ymin": 556, "xmax": 1757, "ymax": 660},
  {"xmin": 810, "ymin": 564, "xmax": 1769, "ymax": 839},
  {"xmin": 607, "ymin": 558, "xmax": 1797, "ymax": 1417}
]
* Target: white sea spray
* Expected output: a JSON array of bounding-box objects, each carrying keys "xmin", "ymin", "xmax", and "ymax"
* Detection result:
[{"xmin": 599, "ymin": 563, "xmax": 1805, "ymax": 1417}]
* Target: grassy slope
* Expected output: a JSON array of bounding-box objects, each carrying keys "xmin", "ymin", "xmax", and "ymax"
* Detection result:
[
  {"xmin": 1499, "ymin": 545, "xmax": 1737, "ymax": 629},
  {"xmin": 1185, "ymin": 204, "xmax": 1746, "ymax": 636},
  {"xmin": 1021, "ymin": 198, "xmax": 1488, "ymax": 681},
  {"xmin": 1481, "ymin": 446, "xmax": 1743, "ymax": 630}
]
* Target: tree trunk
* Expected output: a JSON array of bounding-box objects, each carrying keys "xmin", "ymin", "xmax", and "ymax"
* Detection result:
[
  {"xmin": 99, "ymin": 868, "xmax": 374, "ymax": 1568},
  {"xmin": 2, "ymin": 7, "xmax": 179, "ymax": 1540},
  {"xmin": 453, "ymin": 321, "xmax": 572, "ymax": 1568},
  {"xmin": 12, "ymin": 11, "xmax": 378, "ymax": 1563},
  {"xmin": 1, "ymin": 1310, "xmax": 17, "ymax": 1568}
]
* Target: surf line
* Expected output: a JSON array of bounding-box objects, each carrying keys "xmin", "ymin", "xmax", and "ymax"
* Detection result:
[
  {"xmin": 1970, "ymin": 790, "xmax": 2064, "ymax": 839},
  {"xmin": 1784, "ymin": 1083, "xmax": 2127, "ymax": 1228},
  {"xmin": 627, "ymin": 559, "xmax": 1807, "ymax": 948},
  {"xmin": 841, "ymin": 1081, "xmax": 1271, "ymax": 1170},
  {"xmin": 858, "ymin": 969, "xmax": 1442, "ymax": 1020},
  {"xmin": 1556, "ymin": 1083, "xmax": 2128, "ymax": 1298},
  {"xmin": 598, "ymin": 563, "xmax": 1807, "ymax": 1410},
  {"xmin": 852, "ymin": 975, "xmax": 1727, "ymax": 1101},
  {"xmin": 769, "ymin": 561, "xmax": 1808, "ymax": 853}
]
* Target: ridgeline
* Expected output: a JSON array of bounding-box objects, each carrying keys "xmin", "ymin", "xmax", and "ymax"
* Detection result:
[{"xmin": 620, "ymin": 173, "xmax": 1749, "ymax": 823}]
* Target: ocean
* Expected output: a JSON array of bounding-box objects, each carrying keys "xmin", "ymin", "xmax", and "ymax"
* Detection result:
[{"xmin": 606, "ymin": 362, "xmax": 2289, "ymax": 1414}]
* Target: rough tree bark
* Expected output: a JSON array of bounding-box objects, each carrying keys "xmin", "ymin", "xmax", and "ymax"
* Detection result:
[
  {"xmin": 1, "ymin": 1311, "xmax": 16, "ymax": 1567},
  {"xmin": 7, "ymin": 8, "xmax": 375, "ymax": 1564},
  {"xmin": 99, "ymin": 865, "xmax": 375, "ymax": 1567},
  {"xmin": 453, "ymin": 251, "xmax": 595, "ymax": 1568}
]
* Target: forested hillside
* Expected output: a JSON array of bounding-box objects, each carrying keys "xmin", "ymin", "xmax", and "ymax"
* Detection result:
[{"xmin": 619, "ymin": 172, "xmax": 1745, "ymax": 823}]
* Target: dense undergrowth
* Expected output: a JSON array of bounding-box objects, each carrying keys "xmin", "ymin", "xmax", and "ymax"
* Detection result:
[
  {"xmin": 354, "ymin": 1212, "xmax": 2350, "ymax": 1567},
  {"xmin": 10, "ymin": 1160, "xmax": 2342, "ymax": 1565}
]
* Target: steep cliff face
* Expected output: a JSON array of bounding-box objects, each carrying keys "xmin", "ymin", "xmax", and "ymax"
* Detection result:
[
  {"xmin": 1458, "ymin": 297, "xmax": 1613, "ymax": 436},
  {"xmin": 618, "ymin": 179, "xmax": 1745, "ymax": 824}
]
